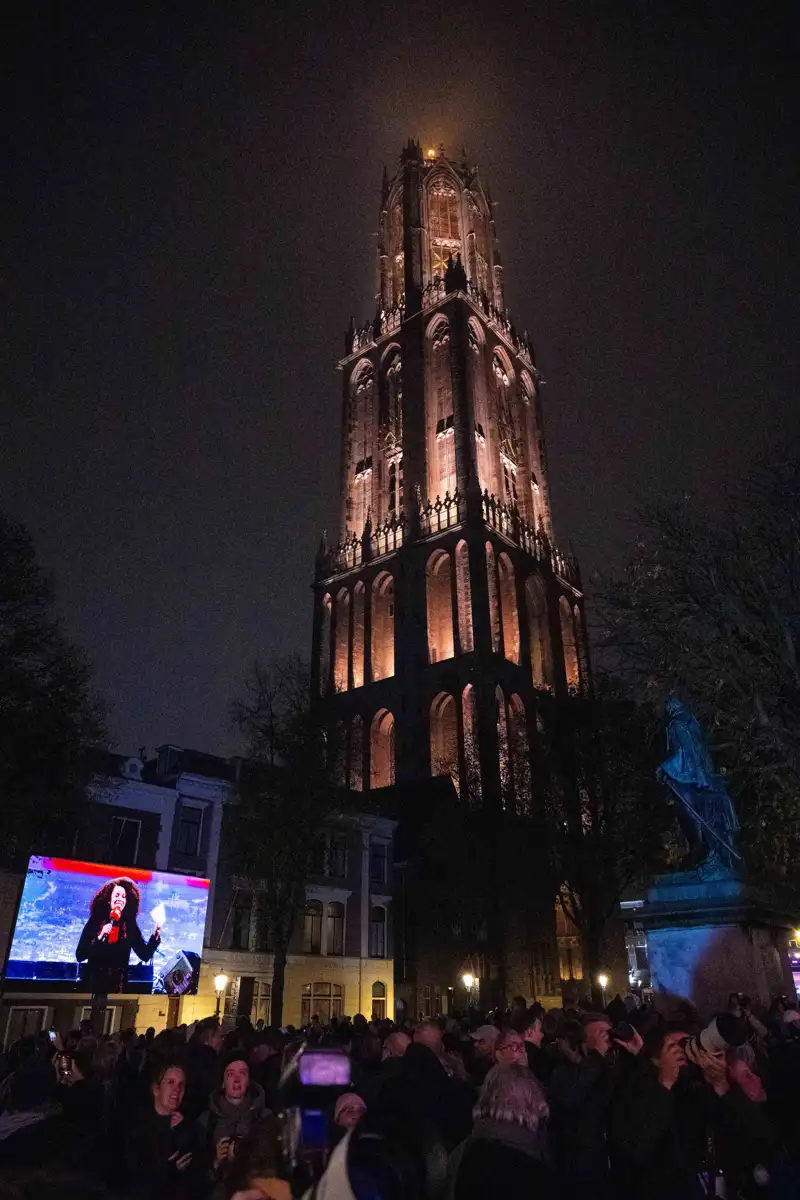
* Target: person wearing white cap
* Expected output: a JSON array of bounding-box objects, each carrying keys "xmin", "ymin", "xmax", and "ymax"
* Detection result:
[{"xmin": 469, "ymin": 1025, "xmax": 500, "ymax": 1087}]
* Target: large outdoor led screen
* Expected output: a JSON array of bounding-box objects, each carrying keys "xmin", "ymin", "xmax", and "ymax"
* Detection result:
[{"xmin": 6, "ymin": 856, "xmax": 210, "ymax": 995}]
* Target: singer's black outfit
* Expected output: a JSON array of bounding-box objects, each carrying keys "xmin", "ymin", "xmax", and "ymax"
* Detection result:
[{"xmin": 76, "ymin": 916, "xmax": 160, "ymax": 993}]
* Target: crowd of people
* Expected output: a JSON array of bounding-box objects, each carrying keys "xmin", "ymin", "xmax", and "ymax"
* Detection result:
[{"xmin": 2, "ymin": 989, "xmax": 800, "ymax": 1198}]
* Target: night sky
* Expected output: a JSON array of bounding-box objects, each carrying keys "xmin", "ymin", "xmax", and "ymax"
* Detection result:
[{"xmin": 2, "ymin": 2, "xmax": 797, "ymax": 755}]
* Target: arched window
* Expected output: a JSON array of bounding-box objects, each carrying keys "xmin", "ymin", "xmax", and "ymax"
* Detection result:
[
  {"xmin": 349, "ymin": 716, "xmax": 364, "ymax": 792},
  {"xmin": 334, "ymin": 588, "xmax": 350, "ymax": 693},
  {"xmin": 485, "ymin": 542, "xmax": 501, "ymax": 653},
  {"xmin": 372, "ymin": 980, "xmax": 387, "ymax": 1020},
  {"xmin": 462, "ymin": 683, "xmax": 481, "ymax": 807},
  {"xmin": 301, "ymin": 981, "xmax": 343, "ymax": 1026},
  {"xmin": 300, "ymin": 900, "xmax": 322, "ymax": 954},
  {"xmin": 381, "ymin": 352, "xmax": 403, "ymax": 444},
  {"xmin": 369, "ymin": 906, "xmax": 387, "ymax": 957},
  {"xmin": 327, "ymin": 902, "xmax": 344, "ymax": 956},
  {"xmin": 371, "ymin": 573, "xmax": 394, "ymax": 680},
  {"xmin": 574, "ymin": 605, "xmax": 588, "ymax": 688},
  {"xmin": 455, "ymin": 540, "xmax": 473, "ymax": 653},
  {"xmin": 525, "ymin": 575, "xmax": 551, "ymax": 688},
  {"xmin": 509, "ymin": 694, "xmax": 532, "ymax": 816},
  {"xmin": 560, "ymin": 597, "xmax": 579, "ymax": 689},
  {"xmin": 349, "ymin": 366, "xmax": 375, "ymax": 536},
  {"xmin": 426, "ymin": 549, "xmax": 454, "ymax": 663},
  {"xmin": 352, "ymin": 583, "xmax": 365, "ymax": 688},
  {"xmin": 428, "ymin": 318, "xmax": 455, "ymax": 500},
  {"xmin": 493, "ymin": 352, "xmax": 517, "ymax": 470},
  {"xmin": 390, "ymin": 203, "xmax": 404, "ymax": 302},
  {"xmin": 428, "ymin": 182, "xmax": 461, "ymax": 278},
  {"xmin": 496, "ymin": 686, "xmax": 512, "ymax": 811},
  {"xmin": 319, "ymin": 594, "xmax": 332, "ymax": 696},
  {"xmin": 430, "ymin": 693, "xmax": 459, "ymax": 792},
  {"xmin": 497, "ymin": 553, "xmax": 520, "ymax": 664},
  {"xmin": 370, "ymin": 710, "xmax": 395, "ymax": 789}
]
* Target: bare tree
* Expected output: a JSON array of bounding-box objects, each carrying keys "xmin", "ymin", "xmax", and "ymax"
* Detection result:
[
  {"xmin": 597, "ymin": 454, "xmax": 800, "ymax": 880},
  {"xmin": 226, "ymin": 655, "xmax": 339, "ymax": 1026}
]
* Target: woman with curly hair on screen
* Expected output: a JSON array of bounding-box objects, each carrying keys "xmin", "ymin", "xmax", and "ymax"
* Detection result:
[{"xmin": 76, "ymin": 877, "xmax": 160, "ymax": 993}]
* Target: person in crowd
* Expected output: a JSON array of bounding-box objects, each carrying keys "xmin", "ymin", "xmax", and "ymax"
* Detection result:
[
  {"xmin": 381, "ymin": 1030, "xmax": 411, "ymax": 1061},
  {"xmin": 199, "ymin": 1051, "xmax": 268, "ymax": 1198},
  {"xmin": 374, "ymin": 1041, "xmax": 473, "ymax": 1153},
  {"xmin": 184, "ymin": 1015, "xmax": 224, "ymax": 1119},
  {"xmin": 413, "ymin": 1019, "xmax": 445, "ymax": 1060},
  {"xmin": 0, "ymin": 1046, "xmax": 66, "ymax": 1176},
  {"xmin": 446, "ymin": 1063, "xmax": 558, "ymax": 1200},
  {"xmin": 609, "ymin": 1023, "xmax": 773, "ymax": 1200},
  {"xmin": 226, "ymin": 1114, "xmax": 290, "ymax": 1200},
  {"xmin": 334, "ymin": 1091, "xmax": 367, "ymax": 1135},
  {"xmin": 124, "ymin": 1059, "xmax": 201, "ymax": 1199},
  {"xmin": 550, "ymin": 1012, "xmax": 618, "ymax": 1199},
  {"xmin": 468, "ymin": 1024, "xmax": 500, "ymax": 1086},
  {"xmin": 249, "ymin": 1029, "xmax": 285, "ymax": 1111},
  {"xmin": 494, "ymin": 1029, "xmax": 528, "ymax": 1067}
]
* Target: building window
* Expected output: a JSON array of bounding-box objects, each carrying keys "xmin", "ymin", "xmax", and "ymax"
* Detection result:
[
  {"xmin": 176, "ymin": 805, "xmax": 203, "ymax": 856},
  {"xmin": 327, "ymin": 902, "xmax": 344, "ymax": 956},
  {"xmin": 502, "ymin": 458, "xmax": 518, "ymax": 506},
  {"xmin": 388, "ymin": 457, "xmax": 403, "ymax": 516},
  {"xmin": 301, "ymin": 982, "xmax": 343, "ymax": 1026},
  {"xmin": 429, "ymin": 185, "xmax": 461, "ymax": 278},
  {"xmin": 328, "ymin": 832, "xmax": 348, "ymax": 879},
  {"xmin": 231, "ymin": 891, "xmax": 252, "ymax": 950},
  {"xmin": 251, "ymin": 980, "xmax": 271, "ymax": 1027},
  {"xmin": 369, "ymin": 906, "xmax": 386, "ymax": 958},
  {"xmin": 108, "ymin": 816, "xmax": 141, "ymax": 866},
  {"xmin": 370, "ymin": 841, "xmax": 388, "ymax": 887},
  {"xmin": 300, "ymin": 900, "xmax": 323, "ymax": 954},
  {"xmin": 372, "ymin": 981, "xmax": 387, "ymax": 1020},
  {"xmin": 422, "ymin": 984, "xmax": 431, "ymax": 1018}
]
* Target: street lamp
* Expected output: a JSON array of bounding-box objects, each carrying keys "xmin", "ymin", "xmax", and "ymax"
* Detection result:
[
  {"xmin": 597, "ymin": 973, "xmax": 609, "ymax": 1007},
  {"xmin": 214, "ymin": 973, "xmax": 228, "ymax": 1020},
  {"xmin": 462, "ymin": 973, "xmax": 475, "ymax": 1008}
]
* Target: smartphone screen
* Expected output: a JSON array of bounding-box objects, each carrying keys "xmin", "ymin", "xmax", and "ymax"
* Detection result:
[{"xmin": 298, "ymin": 1051, "xmax": 351, "ymax": 1087}]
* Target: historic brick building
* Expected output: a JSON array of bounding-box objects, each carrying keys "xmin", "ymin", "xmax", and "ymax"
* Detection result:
[{"xmin": 311, "ymin": 142, "xmax": 588, "ymax": 1011}]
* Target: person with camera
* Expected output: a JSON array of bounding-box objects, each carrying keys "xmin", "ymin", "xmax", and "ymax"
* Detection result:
[
  {"xmin": 198, "ymin": 1051, "xmax": 268, "ymax": 1199},
  {"xmin": 609, "ymin": 1022, "xmax": 775, "ymax": 1200},
  {"xmin": 549, "ymin": 1011, "xmax": 642, "ymax": 1200}
]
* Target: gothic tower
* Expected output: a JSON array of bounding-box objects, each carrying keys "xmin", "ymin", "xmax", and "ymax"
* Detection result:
[{"xmin": 311, "ymin": 142, "xmax": 588, "ymax": 1003}]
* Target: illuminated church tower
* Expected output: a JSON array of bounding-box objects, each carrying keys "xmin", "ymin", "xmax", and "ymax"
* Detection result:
[{"xmin": 311, "ymin": 142, "xmax": 588, "ymax": 1003}]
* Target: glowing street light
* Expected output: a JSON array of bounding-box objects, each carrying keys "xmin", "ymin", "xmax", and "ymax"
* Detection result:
[
  {"xmin": 214, "ymin": 972, "xmax": 228, "ymax": 1019},
  {"xmin": 462, "ymin": 972, "xmax": 476, "ymax": 1008},
  {"xmin": 597, "ymin": 973, "xmax": 609, "ymax": 1006}
]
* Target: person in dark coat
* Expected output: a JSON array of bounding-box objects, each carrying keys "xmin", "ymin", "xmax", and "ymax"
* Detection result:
[
  {"xmin": 446, "ymin": 1063, "xmax": 560, "ymax": 1200},
  {"xmin": 549, "ymin": 1013, "xmax": 617, "ymax": 1199},
  {"xmin": 124, "ymin": 1059, "xmax": 203, "ymax": 1200},
  {"xmin": 609, "ymin": 1024, "xmax": 773, "ymax": 1200},
  {"xmin": 373, "ymin": 1042, "xmax": 473, "ymax": 1154},
  {"xmin": 183, "ymin": 1016, "xmax": 223, "ymax": 1119}
]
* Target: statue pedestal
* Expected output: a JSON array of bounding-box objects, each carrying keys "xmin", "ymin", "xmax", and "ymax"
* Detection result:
[{"xmin": 639, "ymin": 872, "xmax": 795, "ymax": 1016}]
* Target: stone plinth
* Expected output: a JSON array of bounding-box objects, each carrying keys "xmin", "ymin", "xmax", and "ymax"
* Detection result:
[{"xmin": 639, "ymin": 872, "xmax": 795, "ymax": 1016}]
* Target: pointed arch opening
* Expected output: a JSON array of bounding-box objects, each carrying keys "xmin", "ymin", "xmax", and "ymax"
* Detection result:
[
  {"xmin": 525, "ymin": 574, "xmax": 551, "ymax": 688},
  {"xmin": 427, "ymin": 317, "xmax": 455, "ymax": 501},
  {"xmin": 372, "ymin": 572, "xmax": 394, "ymax": 680},
  {"xmin": 509, "ymin": 694, "xmax": 532, "ymax": 816},
  {"xmin": 430, "ymin": 692, "xmax": 459, "ymax": 793},
  {"xmin": 485, "ymin": 542, "xmax": 501, "ymax": 654},
  {"xmin": 560, "ymin": 596, "xmax": 579, "ymax": 690},
  {"xmin": 495, "ymin": 686, "xmax": 512, "ymax": 811},
  {"xmin": 497, "ymin": 553, "xmax": 520, "ymax": 664},
  {"xmin": 319, "ymin": 594, "xmax": 332, "ymax": 696},
  {"xmin": 462, "ymin": 683, "xmax": 481, "ymax": 807},
  {"xmin": 426, "ymin": 549, "xmax": 454, "ymax": 663},
  {"xmin": 455, "ymin": 540, "xmax": 474, "ymax": 653},
  {"xmin": 574, "ymin": 604, "xmax": 588, "ymax": 689},
  {"xmin": 334, "ymin": 588, "xmax": 350, "ymax": 693},
  {"xmin": 352, "ymin": 582, "xmax": 365, "ymax": 688},
  {"xmin": 370, "ymin": 709, "xmax": 395, "ymax": 790},
  {"xmin": 349, "ymin": 716, "xmax": 364, "ymax": 792}
]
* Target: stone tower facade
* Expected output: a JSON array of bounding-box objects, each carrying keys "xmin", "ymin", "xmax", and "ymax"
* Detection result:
[{"xmin": 311, "ymin": 142, "xmax": 588, "ymax": 1004}]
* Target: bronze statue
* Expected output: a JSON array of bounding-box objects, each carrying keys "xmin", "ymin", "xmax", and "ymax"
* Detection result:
[{"xmin": 657, "ymin": 697, "xmax": 740, "ymax": 876}]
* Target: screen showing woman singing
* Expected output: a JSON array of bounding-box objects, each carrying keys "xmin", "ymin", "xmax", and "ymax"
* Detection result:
[{"xmin": 7, "ymin": 856, "xmax": 210, "ymax": 995}]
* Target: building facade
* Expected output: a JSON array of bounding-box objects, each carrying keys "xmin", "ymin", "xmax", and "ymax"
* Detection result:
[
  {"xmin": 204, "ymin": 811, "xmax": 396, "ymax": 1028},
  {"xmin": 311, "ymin": 142, "xmax": 589, "ymax": 1008}
]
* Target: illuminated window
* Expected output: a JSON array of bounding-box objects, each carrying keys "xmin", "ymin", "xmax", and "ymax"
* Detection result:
[
  {"xmin": 371, "ymin": 573, "xmax": 394, "ymax": 680},
  {"xmin": 426, "ymin": 549, "xmax": 454, "ymax": 663},
  {"xmin": 525, "ymin": 575, "xmax": 551, "ymax": 688},
  {"xmin": 372, "ymin": 981, "xmax": 387, "ymax": 1020},
  {"xmin": 486, "ymin": 542, "xmax": 501, "ymax": 654},
  {"xmin": 301, "ymin": 982, "xmax": 343, "ymax": 1025},
  {"xmin": 463, "ymin": 684, "xmax": 481, "ymax": 806},
  {"xmin": 352, "ymin": 583, "xmax": 365, "ymax": 688},
  {"xmin": 430, "ymin": 693, "xmax": 459, "ymax": 792},
  {"xmin": 429, "ymin": 184, "xmax": 461, "ymax": 278},
  {"xmin": 560, "ymin": 597, "xmax": 579, "ymax": 689},
  {"xmin": 455, "ymin": 540, "xmax": 473, "ymax": 653},
  {"xmin": 334, "ymin": 588, "xmax": 350, "ymax": 693},
  {"xmin": 370, "ymin": 710, "xmax": 395, "ymax": 789},
  {"xmin": 497, "ymin": 553, "xmax": 520, "ymax": 664},
  {"xmin": 502, "ymin": 457, "xmax": 519, "ymax": 506},
  {"xmin": 251, "ymin": 980, "xmax": 271, "ymax": 1026},
  {"xmin": 388, "ymin": 457, "xmax": 403, "ymax": 516}
]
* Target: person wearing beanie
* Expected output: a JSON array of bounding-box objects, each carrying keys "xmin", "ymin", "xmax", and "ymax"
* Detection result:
[{"xmin": 198, "ymin": 1051, "xmax": 268, "ymax": 1199}]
